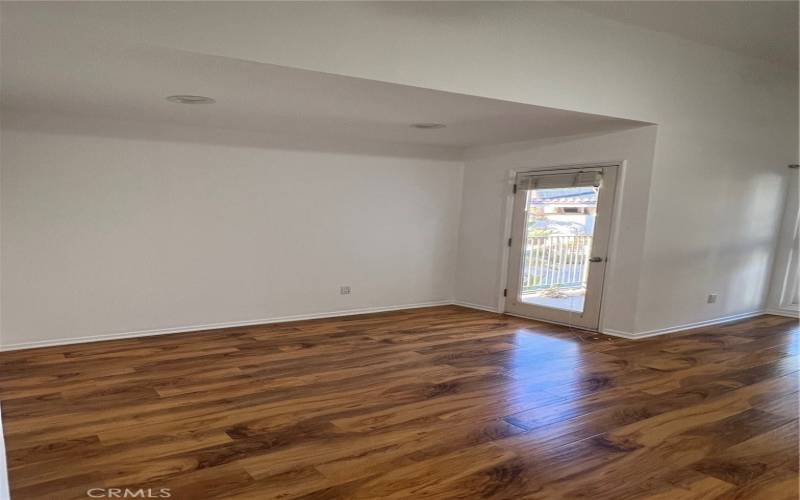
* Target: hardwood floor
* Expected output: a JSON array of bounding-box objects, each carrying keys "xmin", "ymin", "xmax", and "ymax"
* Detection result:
[{"xmin": 0, "ymin": 306, "xmax": 797, "ymax": 499}]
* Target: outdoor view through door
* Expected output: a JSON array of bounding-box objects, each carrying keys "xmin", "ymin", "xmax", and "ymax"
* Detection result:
[
  {"xmin": 520, "ymin": 186, "xmax": 596, "ymax": 313},
  {"xmin": 505, "ymin": 165, "xmax": 618, "ymax": 330}
]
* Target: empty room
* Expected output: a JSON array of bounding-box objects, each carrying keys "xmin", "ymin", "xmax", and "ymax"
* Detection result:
[{"xmin": 0, "ymin": 1, "xmax": 798, "ymax": 499}]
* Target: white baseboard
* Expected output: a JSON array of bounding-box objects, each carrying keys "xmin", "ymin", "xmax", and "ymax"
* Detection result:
[
  {"xmin": 1, "ymin": 303, "xmax": 784, "ymax": 352},
  {"xmin": 602, "ymin": 310, "xmax": 767, "ymax": 339},
  {"xmin": 452, "ymin": 301, "xmax": 500, "ymax": 313},
  {"xmin": 765, "ymin": 308, "xmax": 799, "ymax": 318},
  {"xmin": 0, "ymin": 300, "xmax": 452, "ymax": 352}
]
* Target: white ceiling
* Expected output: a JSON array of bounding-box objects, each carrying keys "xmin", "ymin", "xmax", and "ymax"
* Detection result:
[
  {"xmin": 568, "ymin": 1, "xmax": 798, "ymax": 69},
  {"xmin": 4, "ymin": 2, "xmax": 792, "ymax": 152},
  {"xmin": 0, "ymin": 3, "xmax": 644, "ymax": 152}
]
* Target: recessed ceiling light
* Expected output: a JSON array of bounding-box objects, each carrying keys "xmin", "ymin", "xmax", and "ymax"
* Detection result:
[
  {"xmin": 410, "ymin": 123, "xmax": 446, "ymax": 129},
  {"xmin": 166, "ymin": 95, "xmax": 216, "ymax": 105}
]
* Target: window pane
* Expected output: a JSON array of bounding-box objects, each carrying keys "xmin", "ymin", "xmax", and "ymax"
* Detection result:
[{"xmin": 518, "ymin": 186, "xmax": 598, "ymax": 313}]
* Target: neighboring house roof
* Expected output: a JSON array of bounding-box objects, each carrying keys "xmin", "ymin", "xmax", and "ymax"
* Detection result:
[{"xmin": 532, "ymin": 188, "xmax": 597, "ymax": 205}]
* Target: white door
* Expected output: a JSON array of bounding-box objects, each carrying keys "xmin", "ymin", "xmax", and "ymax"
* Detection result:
[{"xmin": 505, "ymin": 165, "xmax": 618, "ymax": 330}]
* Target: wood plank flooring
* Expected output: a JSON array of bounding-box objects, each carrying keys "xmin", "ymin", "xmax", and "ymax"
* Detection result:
[{"xmin": 0, "ymin": 306, "xmax": 797, "ymax": 499}]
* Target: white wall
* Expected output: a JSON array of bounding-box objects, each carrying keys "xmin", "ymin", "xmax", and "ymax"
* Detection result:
[
  {"xmin": 634, "ymin": 125, "xmax": 792, "ymax": 333},
  {"xmin": 191, "ymin": 1, "xmax": 791, "ymax": 335},
  {"xmin": 0, "ymin": 112, "xmax": 464, "ymax": 348},
  {"xmin": 2, "ymin": 3, "xmax": 796, "ymax": 342},
  {"xmin": 43, "ymin": 2, "xmax": 794, "ymax": 333},
  {"xmin": 455, "ymin": 126, "xmax": 658, "ymax": 334},
  {"xmin": 457, "ymin": 118, "xmax": 792, "ymax": 335}
]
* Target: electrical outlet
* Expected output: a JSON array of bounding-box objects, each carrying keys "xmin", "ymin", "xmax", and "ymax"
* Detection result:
[
  {"xmin": 707, "ymin": 293, "xmax": 718, "ymax": 304},
  {"xmin": 340, "ymin": 286, "xmax": 351, "ymax": 295}
]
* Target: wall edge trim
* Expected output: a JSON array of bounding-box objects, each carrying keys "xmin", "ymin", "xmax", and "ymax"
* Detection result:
[
  {"xmin": 451, "ymin": 301, "xmax": 501, "ymax": 313},
  {"xmin": 601, "ymin": 310, "xmax": 767, "ymax": 339},
  {"xmin": 765, "ymin": 308, "xmax": 799, "ymax": 318}
]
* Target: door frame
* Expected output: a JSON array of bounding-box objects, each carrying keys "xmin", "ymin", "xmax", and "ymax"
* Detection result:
[{"xmin": 496, "ymin": 161, "xmax": 625, "ymax": 332}]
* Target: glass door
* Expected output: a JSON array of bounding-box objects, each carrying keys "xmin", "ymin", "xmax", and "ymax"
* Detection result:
[{"xmin": 505, "ymin": 166, "xmax": 618, "ymax": 330}]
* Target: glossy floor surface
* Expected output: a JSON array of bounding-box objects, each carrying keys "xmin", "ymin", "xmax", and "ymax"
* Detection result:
[{"xmin": 0, "ymin": 306, "xmax": 797, "ymax": 499}]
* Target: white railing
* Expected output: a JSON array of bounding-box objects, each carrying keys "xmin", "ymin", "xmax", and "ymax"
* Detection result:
[{"xmin": 522, "ymin": 235, "xmax": 592, "ymax": 293}]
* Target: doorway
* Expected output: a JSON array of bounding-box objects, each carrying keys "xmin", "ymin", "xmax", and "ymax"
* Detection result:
[{"xmin": 505, "ymin": 165, "xmax": 618, "ymax": 330}]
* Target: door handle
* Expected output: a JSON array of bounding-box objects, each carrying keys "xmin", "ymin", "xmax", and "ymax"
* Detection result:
[{"xmin": 588, "ymin": 257, "xmax": 604, "ymax": 263}]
